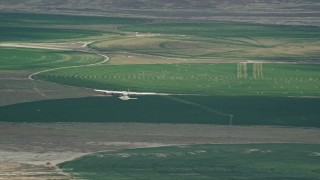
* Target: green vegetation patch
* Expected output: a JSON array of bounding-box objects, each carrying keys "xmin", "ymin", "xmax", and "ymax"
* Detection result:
[
  {"xmin": 35, "ymin": 63, "xmax": 320, "ymax": 96},
  {"xmin": 1, "ymin": 96, "xmax": 319, "ymax": 127},
  {"xmin": 0, "ymin": 12, "xmax": 150, "ymax": 26},
  {"xmin": 120, "ymin": 22, "xmax": 320, "ymax": 38},
  {"xmin": 0, "ymin": 48, "xmax": 104, "ymax": 70},
  {"xmin": 0, "ymin": 26, "xmax": 103, "ymax": 42},
  {"xmin": 59, "ymin": 144, "xmax": 320, "ymax": 180},
  {"xmin": 0, "ymin": 12, "xmax": 150, "ymax": 42},
  {"xmin": 0, "ymin": 13, "xmax": 151, "ymax": 42}
]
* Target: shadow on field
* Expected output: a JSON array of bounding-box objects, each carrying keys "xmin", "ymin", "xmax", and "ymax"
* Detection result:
[{"xmin": 0, "ymin": 96, "xmax": 319, "ymax": 127}]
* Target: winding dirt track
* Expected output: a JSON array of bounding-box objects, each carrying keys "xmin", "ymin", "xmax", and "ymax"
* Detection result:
[
  {"xmin": 27, "ymin": 52, "xmax": 109, "ymax": 80},
  {"xmin": 0, "ymin": 42, "xmax": 110, "ymax": 80}
]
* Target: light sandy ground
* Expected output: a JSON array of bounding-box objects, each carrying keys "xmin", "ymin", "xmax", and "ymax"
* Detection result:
[
  {"xmin": 0, "ymin": 42, "xmax": 90, "ymax": 51},
  {"xmin": 0, "ymin": 161, "xmax": 69, "ymax": 180},
  {"xmin": 0, "ymin": 122, "xmax": 320, "ymax": 179}
]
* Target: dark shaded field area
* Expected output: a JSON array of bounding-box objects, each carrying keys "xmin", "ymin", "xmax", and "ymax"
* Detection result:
[
  {"xmin": 1, "ymin": 96, "xmax": 319, "ymax": 127},
  {"xmin": 0, "ymin": 12, "xmax": 149, "ymax": 26},
  {"xmin": 0, "ymin": 12, "xmax": 148, "ymax": 42}
]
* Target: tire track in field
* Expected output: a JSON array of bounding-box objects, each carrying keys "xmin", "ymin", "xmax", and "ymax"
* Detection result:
[
  {"xmin": 28, "ymin": 52, "xmax": 109, "ymax": 80},
  {"xmin": 164, "ymin": 96, "xmax": 234, "ymax": 124}
]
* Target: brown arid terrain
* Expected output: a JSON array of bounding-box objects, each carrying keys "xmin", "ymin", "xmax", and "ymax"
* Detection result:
[
  {"xmin": 0, "ymin": 75, "xmax": 93, "ymax": 106},
  {"xmin": 0, "ymin": 42, "xmax": 97, "ymax": 106},
  {"xmin": 0, "ymin": 122, "xmax": 320, "ymax": 179},
  {"xmin": 0, "ymin": 0, "xmax": 319, "ymax": 26}
]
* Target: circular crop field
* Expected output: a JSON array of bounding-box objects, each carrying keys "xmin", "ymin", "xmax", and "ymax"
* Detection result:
[
  {"xmin": 91, "ymin": 37, "xmax": 244, "ymax": 59},
  {"xmin": 59, "ymin": 144, "xmax": 320, "ymax": 180},
  {"xmin": 0, "ymin": 47, "xmax": 103, "ymax": 70},
  {"xmin": 35, "ymin": 63, "xmax": 320, "ymax": 96}
]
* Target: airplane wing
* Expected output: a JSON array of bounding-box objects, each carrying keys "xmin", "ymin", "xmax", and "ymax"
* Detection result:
[
  {"xmin": 127, "ymin": 92, "xmax": 157, "ymax": 96},
  {"xmin": 94, "ymin": 89, "xmax": 127, "ymax": 95},
  {"xmin": 94, "ymin": 89, "xmax": 157, "ymax": 96}
]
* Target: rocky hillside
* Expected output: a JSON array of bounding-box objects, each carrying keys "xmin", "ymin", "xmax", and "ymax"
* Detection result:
[
  {"xmin": 0, "ymin": 0, "xmax": 319, "ymax": 12},
  {"xmin": 1, "ymin": 0, "xmax": 319, "ymax": 25}
]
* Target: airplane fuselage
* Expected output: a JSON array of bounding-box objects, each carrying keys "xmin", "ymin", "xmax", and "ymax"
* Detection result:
[
  {"xmin": 94, "ymin": 89, "xmax": 156, "ymax": 100},
  {"xmin": 119, "ymin": 95, "xmax": 130, "ymax": 100},
  {"xmin": 119, "ymin": 95, "xmax": 137, "ymax": 100}
]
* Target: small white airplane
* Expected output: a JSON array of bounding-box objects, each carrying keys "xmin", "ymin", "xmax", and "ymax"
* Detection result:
[{"xmin": 94, "ymin": 89, "xmax": 157, "ymax": 100}]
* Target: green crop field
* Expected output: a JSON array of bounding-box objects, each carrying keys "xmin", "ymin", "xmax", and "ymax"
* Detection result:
[
  {"xmin": 120, "ymin": 22, "xmax": 320, "ymax": 38},
  {"xmin": 1, "ymin": 96, "xmax": 319, "ymax": 127},
  {"xmin": 59, "ymin": 144, "xmax": 320, "ymax": 180},
  {"xmin": 35, "ymin": 63, "xmax": 320, "ymax": 96},
  {"xmin": 0, "ymin": 47, "xmax": 104, "ymax": 70},
  {"xmin": 0, "ymin": 26, "xmax": 104, "ymax": 42},
  {"xmin": 0, "ymin": 12, "xmax": 150, "ymax": 42},
  {"xmin": 0, "ymin": 12, "xmax": 150, "ymax": 27}
]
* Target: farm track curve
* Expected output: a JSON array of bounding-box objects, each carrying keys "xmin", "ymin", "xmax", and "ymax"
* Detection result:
[
  {"xmin": 0, "ymin": 42, "xmax": 109, "ymax": 81},
  {"xmin": 28, "ymin": 52, "xmax": 109, "ymax": 80}
]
